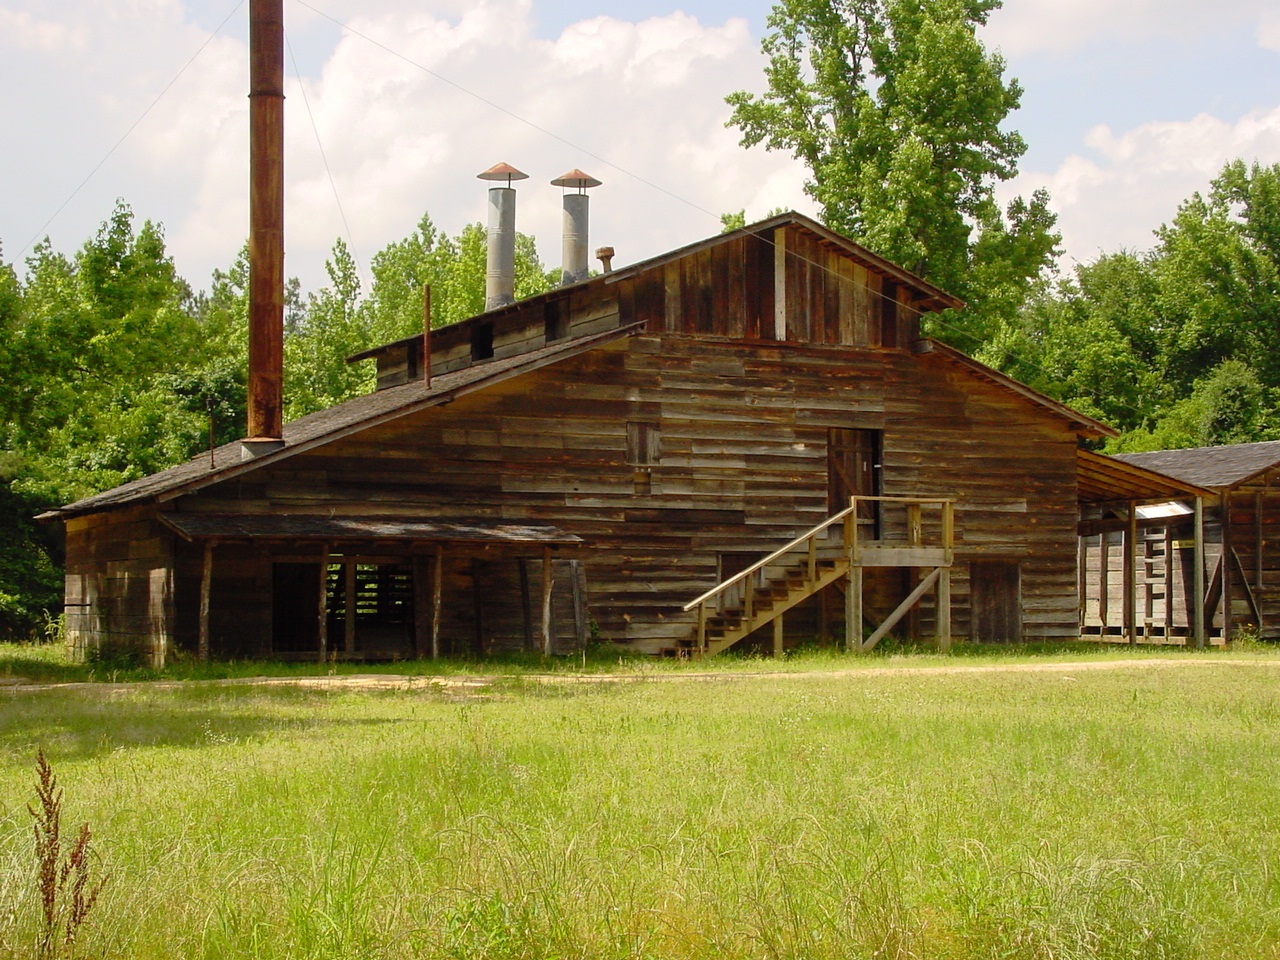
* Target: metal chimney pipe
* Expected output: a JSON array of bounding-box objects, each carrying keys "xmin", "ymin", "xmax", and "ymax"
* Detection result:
[
  {"xmin": 477, "ymin": 162, "xmax": 527, "ymax": 310},
  {"xmin": 246, "ymin": 0, "xmax": 284, "ymax": 445},
  {"xmin": 552, "ymin": 169, "xmax": 601, "ymax": 286}
]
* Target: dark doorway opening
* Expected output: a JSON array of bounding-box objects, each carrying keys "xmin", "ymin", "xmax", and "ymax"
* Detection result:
[
  {"xmin": 970, "ymin": 560, "xmax": 1022, "ymax": 642},
  {"xmin": 272, "ymin": 563, "xmax": 321, "ymax": 653}
]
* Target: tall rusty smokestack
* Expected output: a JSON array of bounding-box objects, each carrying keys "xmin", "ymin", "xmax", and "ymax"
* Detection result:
[
  {"xmin": 477, "ymin": 162, "xmax": 527, "ymax": 311},
  {"xmin": 551, "ymin": 169, "xmax": 600, "ymax": 286},
  {"xmin": 246, "ymin": 0, "xmax": 285, "ymax": 451}
]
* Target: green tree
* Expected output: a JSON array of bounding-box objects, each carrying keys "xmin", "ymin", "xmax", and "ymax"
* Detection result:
[{"xmin": 726, "ymin": 0, "xmax": 1058, "ymax": 343}]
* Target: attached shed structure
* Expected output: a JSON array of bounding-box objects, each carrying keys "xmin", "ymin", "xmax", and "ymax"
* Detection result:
[{"xmin": 1098, "ymin": 441, "xmax": 1280, "ymax": 642}]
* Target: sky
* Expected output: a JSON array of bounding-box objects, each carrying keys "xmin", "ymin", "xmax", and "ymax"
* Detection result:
[{"xmin": 2, "ymin": 0, "xmax": 1279, "ymax": 296}]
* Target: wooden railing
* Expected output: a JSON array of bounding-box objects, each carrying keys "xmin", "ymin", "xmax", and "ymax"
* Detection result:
[{"xmin": 681, "ymin": 495, "xmax": 955, "ymax": 655}]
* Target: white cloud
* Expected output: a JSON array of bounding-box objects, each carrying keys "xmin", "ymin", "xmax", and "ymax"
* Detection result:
[
  {"xmin": 1005, "ymin": 106, "xmax": 1280, "ymax": 265},
  {"xmin": 0, "ymin": 9, "xmax": 87, "ymax": 52},
  {"xmin": 138, "ymin": 0, "xmax": 809, "ymax": 289},
  {"xmin": 1260, "ymin": 9, "xmax": 1280, "ymax": 51},
  {"xmin": 985, "ymin": 0, "xmax": 1275, "ymax": 56}
]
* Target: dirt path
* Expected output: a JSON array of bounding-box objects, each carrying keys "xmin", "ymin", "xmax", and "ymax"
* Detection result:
[{"xmin": 4, "ymin": 654, "xmax": 1276, "ymax": 697}]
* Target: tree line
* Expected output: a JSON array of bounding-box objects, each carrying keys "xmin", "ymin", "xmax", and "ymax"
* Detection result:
[{"xmin": 0, "ymin": 206, "xmax": 550, "ymax": 637}]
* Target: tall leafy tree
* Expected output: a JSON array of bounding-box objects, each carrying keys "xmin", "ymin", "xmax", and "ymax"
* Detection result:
[
  {"xmin": 990, "ymin": 160, "xmax": 1280, "ymax": 450},
  {"xmin": 726, "ymin": 0, "xmax": 1058, "ymax": 343}
]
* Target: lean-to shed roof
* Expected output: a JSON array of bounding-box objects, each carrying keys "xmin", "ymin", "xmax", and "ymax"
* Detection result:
[{"xmin": 1113, "ymin": 440, "xmax": 1280, "ymax": 491}]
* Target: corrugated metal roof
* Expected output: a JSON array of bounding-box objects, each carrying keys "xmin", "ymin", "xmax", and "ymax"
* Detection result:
[
  {"xmin": 1113, "ymin": 440, "xmax": 1280, "ymax": 490},
  {"xmin": 42, "ymin": 323, "xmax": 642, "ymax": 521},
  {"xmin": 160, "ymin": 514, "xmax": 580, "ymax": 544}
]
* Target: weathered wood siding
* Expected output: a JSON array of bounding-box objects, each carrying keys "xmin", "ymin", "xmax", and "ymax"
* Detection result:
[
  {"xmin": 372, "ymin": 226, "xmax": 920, "ymax": 390},
  {"xmin": 1219, "ymin": 473, "xmax": 1280, "ymax": 639},
  {"xmin": 63, "ymin": 506, "xmax": 175, "ymax": 666},
  {"xmin": 184, "ymin": 334, "xmax": 1081, "ymax": 652},
  {"xmin": 63, "ymin": 219, "xmax": 1084, "ymax": 658}
]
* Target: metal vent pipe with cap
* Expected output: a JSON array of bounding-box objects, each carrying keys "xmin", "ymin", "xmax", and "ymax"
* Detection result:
[
  {"xmin": 477, "ymin": 162, "xmax": 527, "ymax": 310},
  {"xmin": 552, "ymin": 169, "xmax": 601, "ymax": 286}
]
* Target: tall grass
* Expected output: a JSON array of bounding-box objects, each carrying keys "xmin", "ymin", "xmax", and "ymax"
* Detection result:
[{"xmin": 2, "ymin": 657, "xmax": 1279, "ymax": 957}]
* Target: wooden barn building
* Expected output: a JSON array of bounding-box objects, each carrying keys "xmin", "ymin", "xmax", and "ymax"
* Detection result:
[
  {"xmin": 43, "ymin": 212, "xmax": 1118, "ymax": 665},
  {"xmin": 1079, "ymin": 440, "xmax": 1280, "ymax": 644}
]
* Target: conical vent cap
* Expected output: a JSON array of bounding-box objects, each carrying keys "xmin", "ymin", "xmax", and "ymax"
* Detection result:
[
  {"xmin": 551, "ymin": 168, "xmax": 602, "ymax": 190},
  {"xmin": 477, "ymin": 162, "xmax": 529, "ymax": 184}
]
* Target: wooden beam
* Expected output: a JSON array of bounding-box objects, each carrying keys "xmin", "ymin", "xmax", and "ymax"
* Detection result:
[
  {"xmin": 470, "ymin": 559, "xmax": 485, "ymax": 657},
  {"xmin": 772, "ymin": 613, "xmax": 784, "ymax": 658},
  {"xmin": 1124, "ymin": 503, "xmax": 1137, "ymax": 644},
  {"xmin": 571, "ymin": 560, "xmax": 589, "ymax": 648},
  {"xmin": 936, "ymin": 566, "xmax": 951, "ymax": 653},
  {"xmin": 1256, "ymin": 491, "xmax": 1265, "ymax": 628},
  {"xmin": 1099, "ymin": 534, "xmax": 1109, "ymax": 626},
  {"xmin": 518, "ymin": 558, "xmax": 534, "ymax": 651},
  {"xmin": 344, "ymin": 561, "xmax": 356, "ymax": 654},
  {"xmin": 198, "ymin": 542, "xmax": 213, "ymax": 662},
  {"xmin": 317, "ymin": 545, "xmax": 329, "ymax": 663},
  {"xmin": 1193, "ymin": 497, "xmax": 1206, "ymax": 649},
  {"xmin": 863, "ymin": 567, "xmax": 942, "ymax": 652},
  {"xmin": 431, "ymin": 544, "xmax": 443, "ymax": 660},
  {"xmin": 412, "ymin": 555, "xmax": 428, "ymax": 659},
  {"xmin": 541, "ymin": 547, "xmax": 554, "ymax": 657},
  {"xmin": 1229, "ymin": 547, "xmax": 1262, "ymax": 630},
  {"xmin": 773, "ymin": 225, "xmax": 787, "ymax": 339},
  {"xmin": 422, "ymin": 283, "xmax": 432, "ymax": 386},
  {"xmin": 1222, "ymin": 492, "xmax": 1234, "ymax": 641}
]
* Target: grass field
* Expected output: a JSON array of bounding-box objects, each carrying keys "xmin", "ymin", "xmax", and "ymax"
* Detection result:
[{"xmin": 2, "ymin": 647, "xmax": 1279, "ymax": 958}]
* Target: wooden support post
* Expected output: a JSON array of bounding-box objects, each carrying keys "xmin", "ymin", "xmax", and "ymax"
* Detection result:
[
  {"xmin": 772, "ymin": 613, "xmax": 784, "ymax": 658},
  {"xmin": 906, "ymin": 504, "xmax": 922, "ymax": 546},
  {"xmin": 431, "ymin": 544, "xmax": 443, "ymax": 660},
  {"xmin": 818, "ymin": 587, "xmax": 831, "ymax": 645},
  {"xmin": 773, "ymin": 225, "xmax": 787, "ymax": 339},
  {"xmin": 344, "ymin": 561, "xmax": 357, "ymax": 654},
  {"xmin": 421, "ymin": 284, "xmax": 432, "ymax": 386},
  {"xmin": 1077, "ymin": 534, "xmax": 1087, "ymax": 629},
  {"xmin": 1164, "ymin": 527, "xmax": 1174, "ymax": 637},
  {"xmin": 470, "ymin": 559, "xmax": 485, "ymax": 657},
  {"xmin": 571, "ymin": 560, "xmax": 589, "ymax": 648},
  {"xmin": 1222, "ymin": 492, "xmax": 1234, "ymax": 642},
  {"xmin": 1124, "ymin": 503, "xmax": 1137, "ymax": 644},
  {"xmin": 846, "ymin": 500, "xmax": 861, "ymax": 651},
  {"xmin": 1256, "ymin": 491, "xmax": 1265, "ymax": 616},
  {"xmin": 198, "ymin": 542, "xmax": 214, "ymax": 662},
  {"xmin": 697, "ymin": 603, "xmax": 707, "ymax": 653},
  {"xmin": 412, "ymin": 556, "xmax": 429, "ymax": 659},
  {"xmin": 541, "ymin": 547, "xmax": 554, "ymax": 657},
  {"xmin": 937, "ymin": 566, "xmax": 951, "ymax": 653},
  {"xmin": 317, "ymin": 545, "xmax": 329, "ymax": 663},
  {"xmin": 1099, "ymin": 535, "xmax": 1109, "ymax": 627},
  {"xmin": 848, "ymin": 568, "xmax": 863, "ymax": 652},
  {"xmin": 1193, "ymin": 497, "xmax": 1206, "ymax": 649},
  {"xmin": 518, "ymin": 558, "xmax": 534, "ymax": 651}
]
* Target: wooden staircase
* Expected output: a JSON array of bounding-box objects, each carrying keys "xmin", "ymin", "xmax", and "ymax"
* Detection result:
[{"xmin": 682, "ymin": 496, "xmax": 955, "ymax": 657}]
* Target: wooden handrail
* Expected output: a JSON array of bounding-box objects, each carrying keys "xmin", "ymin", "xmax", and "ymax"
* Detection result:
[
  {"xmin": 682, "ymin": 505, "xmax": 857, "ymax": 612},
  {"xmin": 682, "ymin": 495, "xmax": 957, "ymax": 615}
]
